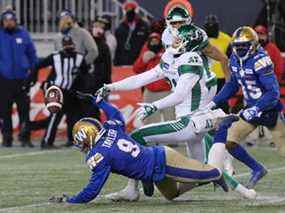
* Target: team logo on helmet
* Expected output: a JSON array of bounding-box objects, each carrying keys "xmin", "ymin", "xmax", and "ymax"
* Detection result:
[{"xmin": 72, "ymin": 117, "xmax": 103, "ymax": 152}]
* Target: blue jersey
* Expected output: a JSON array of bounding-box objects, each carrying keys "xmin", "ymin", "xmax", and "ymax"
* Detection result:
[
  {"xmin": 214, "ymin": 47, "xmax": 282, "ymax": 112},
  {"xmin": 67, "ymin": 100, "xmax": 166, "ymax": 203}
]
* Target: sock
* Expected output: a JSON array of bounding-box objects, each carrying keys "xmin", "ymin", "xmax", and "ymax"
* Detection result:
[
  {"xmin": 202, "ymin": 133, "xmax": 213, "ymax": 163},
  {"xmin": 223, "ymin": 171, "xmax": 239, "ymax": 189},
  {"xmin": 228, "ymin": 143, "xmax": 263, "ymax": 172},
  {"xmin": 126, "ymin": 179, "xmax": 139, "ymax": 192}
]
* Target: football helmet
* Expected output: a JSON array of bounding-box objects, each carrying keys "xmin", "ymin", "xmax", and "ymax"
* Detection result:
[
  {"xmin": 167, "ymin": 24, "xmax": 204, "ymax": 55},
  {"xmin": 72, "ymin": 117, "xmax": 103, "ymax": 152},
  {"xmin": 232, "ymin": 26, "xmax": 259, "ymax": 60},
  {"xmin": 166, "ymin": 6, "xmax": 192, "ymax": 37}
]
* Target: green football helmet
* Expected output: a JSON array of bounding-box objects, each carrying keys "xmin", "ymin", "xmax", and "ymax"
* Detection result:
[
  {"xmin": 167, "ymin": 25, "xmax": 204, "ymax": 55},
  {"xmin": 166, "ymin": 6, "xmax": 192, "ymax": 37}
]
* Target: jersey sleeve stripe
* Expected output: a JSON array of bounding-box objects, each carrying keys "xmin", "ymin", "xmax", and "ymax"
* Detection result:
[{"xmin": 178, "ymin": 65, "xmax": 203, "ymax": 76}]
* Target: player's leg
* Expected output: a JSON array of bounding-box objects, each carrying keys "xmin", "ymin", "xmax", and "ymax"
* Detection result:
[
  {"xmin": 203, "ymin": 132, "xmax": 234, "ymax": 175},
  {"xmin": 270, "ymin": 113, "xmax": 285, "ymax": 157},
  {"xmin": 185, "ymin": 133, "xmax": 205, "ymax": 162},
  {"xmin": 203, "ymin": 133, "xmax": 257, "ymax": 199},
  {"xmin": 155, "ymin": 177, "xmax": 180, "ymax": 200},
  {"xmin": 226, "ymin": 118, "xmax": 267, "ymax": 188},
  {"xmin": 106, "ymin": 118, "xmax": 195, "ymax": 201}
]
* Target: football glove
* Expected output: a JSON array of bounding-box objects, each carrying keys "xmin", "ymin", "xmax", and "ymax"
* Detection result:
[
  {"xmin": 76, "ymin": 91, "xmax": 102, "ymax": 104},
  {"xmin": 95, "ymin": 84, "xmax": 111, "ymax": 100},
  {"xmin": 48, "ymin": 194, "xmax": 69, "ymax": 203},
  {"xmin": 241, "ymin": 106, "xmax": 260, "ymax": 121},
  {"xmin": 136, "ymin": 103, "xmax": 158, "ymax": 121},
  {"xmin": 202, "ymin": 101, "xmax": 216, "ymax": 111}
]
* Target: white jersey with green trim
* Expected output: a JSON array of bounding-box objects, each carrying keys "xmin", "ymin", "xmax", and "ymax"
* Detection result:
[{"xmin": 160, "ymin": 51, "xmax": 217, "ymax": 118}]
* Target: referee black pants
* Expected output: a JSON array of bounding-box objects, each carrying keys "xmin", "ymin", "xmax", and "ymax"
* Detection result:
[
  {"xmin": 0, "ymin": 75, "xmax": 30, "ymax": 145},
  {"xmin": 41, "ymin": 90, "xmax": 80, "ymax": 146}
]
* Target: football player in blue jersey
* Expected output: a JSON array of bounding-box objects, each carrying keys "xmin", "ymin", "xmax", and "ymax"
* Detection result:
[
  {"xmin": 48, "ymin": 92, "xmax": 243, "ymax": 204},
  {"xmin": 205, "ymin": 26, "xmax": 285, "ymax": 189}
]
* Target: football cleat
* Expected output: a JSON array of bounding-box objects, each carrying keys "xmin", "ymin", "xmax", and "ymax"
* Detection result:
[
  {"xmin": 105, "ymin": 188, "xmax": 140, "ymax": 202},
  {"xmin": 235, "ymin": 184, "xmax": 257, "ymax": 200},
  {"xmin": 246, "ymin": 166, "xmax": 268, "ymax": 189}
]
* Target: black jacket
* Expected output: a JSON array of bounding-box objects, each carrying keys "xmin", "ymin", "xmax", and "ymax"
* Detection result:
[{"xmin": 114, "ymin": 17, "xmax": 149, "ymax": 66}]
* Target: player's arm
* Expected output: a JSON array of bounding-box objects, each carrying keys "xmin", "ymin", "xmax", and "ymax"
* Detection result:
[
  {"xmin": 67, "ymin": 155, "xmax": 111, "ymax": 204},
  {"xmin": 105, "ymin": 65, "xmax": 164, "ymax": 92},
  {"xmin": 255, "ymin": 60, "xmax": 280, "ymax": 111},
  {"xmin": 212, "ymin": 74, "xmax": 240, "ymax": 106},
  {"xmin": 153, "ymin": 72, "xmax": 199, "ymax": 110},
  {"xmin": 202, "ymin": 43, "xmax": 231, "ymax": 81},
  {"xmin": 76, "ymin": 92, "xmax": 126, "ymax": 130}
]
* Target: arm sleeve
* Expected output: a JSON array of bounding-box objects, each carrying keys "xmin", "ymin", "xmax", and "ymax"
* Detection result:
[
  {"xmin": 153, "ymin": 72, "xmax": 200, "ymax": 110},
  {"xmin": 96, "ymin": 100, "xmax": 125, "ymax": 124},
  {"xmin": 109, "ymin": 65, "xmax": 164, "ymax": 91},
  {"xmin": 213, "ymin": 74, "xmax": 240, "ymax": 105},
  {"xmin": 82, "ymin": 29, "xmax": 99, "ymax": 64},
  {"xmin": 255, "ymin": 66, "xmax": 280, "ymax": 111},
  {"xmin": 67, "ymin": 166, "xmax": 111, "ymax": 203}
]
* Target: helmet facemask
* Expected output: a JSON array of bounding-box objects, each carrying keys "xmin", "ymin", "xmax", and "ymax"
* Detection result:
[
  {"xmin": 232, "ymin": 26, "xmax": 259, "ymax": 61},
  {"xmin": 166, "ymin": 7, "xmax": 192, "ymax": 38}
]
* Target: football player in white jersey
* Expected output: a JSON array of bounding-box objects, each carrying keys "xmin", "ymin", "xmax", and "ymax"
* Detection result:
[{"xmin": 99, "ymin": 5, "xmax": 235, "ymax": 201}]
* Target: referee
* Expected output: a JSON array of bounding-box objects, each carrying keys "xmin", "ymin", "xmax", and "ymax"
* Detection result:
[{"xmin": 29, "ymin": 35, "xmax": 88, "ymax": 149}]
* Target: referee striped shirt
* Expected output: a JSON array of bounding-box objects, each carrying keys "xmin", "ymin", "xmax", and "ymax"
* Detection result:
[{"xmin": 35, "ymin": 50, "xmax": 87, "ymax": 90}]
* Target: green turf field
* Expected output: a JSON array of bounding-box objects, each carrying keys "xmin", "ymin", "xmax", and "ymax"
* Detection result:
[{"xmin": 0, "ymin": 144, "xmax": 285, "ymax": 213}]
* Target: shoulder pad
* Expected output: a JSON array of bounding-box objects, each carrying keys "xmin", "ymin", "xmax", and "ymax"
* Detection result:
[
  {"xmin": 254, "ymin": 56, "xmax": 273, "ymax": 71},
  {"xmin": 87, "ymin": 152, "xmax": 104, "ymax": 170},
  {"xmin": 177, "ymin": 52, "xmax": 203, "ymax": 76},
  {"xmin": 177, "ymin": 52, "xmax": 203, "ymax": 66}
]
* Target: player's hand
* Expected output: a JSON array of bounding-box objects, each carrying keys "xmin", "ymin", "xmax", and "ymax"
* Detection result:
[
  {"xmin": 241, "ymin": 106, "xmax": 260, "ymax": 121},
  {"xmin": 202, "ymin": 101, "xmax": 216, "ymax": 111},
  {"xmin": 136, "ymin": 103, "xmax": 158, "ymax": 121},
  {"xmin": 48, "ymin": 194, "xmax": 69, "ymax": 203},
  {"xmin": 95, "ymin": 84, "xmax": 111, "ymax": 100}
]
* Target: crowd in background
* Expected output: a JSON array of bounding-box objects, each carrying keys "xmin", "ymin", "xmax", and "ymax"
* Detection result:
[{"xmin": 0, "ymin": 0, "xmax": 284, "ymax": 148}]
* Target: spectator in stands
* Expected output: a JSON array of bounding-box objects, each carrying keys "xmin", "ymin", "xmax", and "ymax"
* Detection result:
[
  {"xmin": 101, "ymin": 15, "xmax": 117, "ymax": 62},
  {"xmin": 114, "ymin": 1, "xmax": 149, "ymax": 65},
  {"xmin": 255, "ymin": 25, "xmax": 284, "ymax": 82},
  {"xmin": 54, "ymin": 9, "xmax": 98, "ymax": 65},
  {"xmin": 255, "ymin": 0, "xmax": 285, "ymax": 51},
  {"xmin": 0, "ymin": 10, "xmax": 38, "ymax": 147},
  {"xmin": 133, "ymin": 32, "xmax": 175, "ymax": 125},
  {"xmin": 204, "ymin": 14, "xmax": 231, "ymax": 112}
]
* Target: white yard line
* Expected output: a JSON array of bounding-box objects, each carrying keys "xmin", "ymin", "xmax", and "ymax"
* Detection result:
[
  {"xmin": 0, "ymin": 202, "xmax": 50, "ymax": 213},
  {"xmin": 0, "ymin": 149, "xmax": 73, "ymax": 159}
]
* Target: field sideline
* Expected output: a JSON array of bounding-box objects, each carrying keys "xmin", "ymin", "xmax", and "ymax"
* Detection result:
[{"xmin": 0, "ymin": 143, "xmax": 285, "ymax": 213}]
